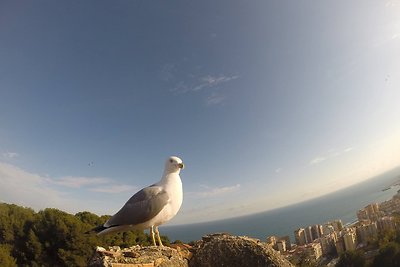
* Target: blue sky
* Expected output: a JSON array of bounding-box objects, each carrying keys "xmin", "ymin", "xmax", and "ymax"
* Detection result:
[{"xmin": 1, "ymin": 0, "xmax": 400, "ymax": 225}]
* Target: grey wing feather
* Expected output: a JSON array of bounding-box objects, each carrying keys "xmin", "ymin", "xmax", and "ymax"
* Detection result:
[{"xmin": 104, "ymin": 185, "xmax": 169, "ymax": 227}]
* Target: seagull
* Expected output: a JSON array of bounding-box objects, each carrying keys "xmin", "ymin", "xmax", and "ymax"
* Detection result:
[{"xmin": 88, "ymin": 156, "xmax": 184, "ymax": 246}]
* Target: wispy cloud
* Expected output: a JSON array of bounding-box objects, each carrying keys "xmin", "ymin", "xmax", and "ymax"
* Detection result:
[
  {"xmin": 50, "ymin": 175, "xmax": 137, "ymax": 194},
  {"xmin": 2, "ymin": 152, "xmax": 19, "ymax": 158},
  {"xmin": 206, "ymin": 93, "xmax": 226, "ymax": 106},
  {"xmin": 90, "ymin": 184, "xmax": 137, "ymax": 194},
  {"xmin": 187, "ymin": 184, "xmax": 241, "ymax": 198},
  {"xmin": 196, "ymin": 75, "xmax": 239, "ymax": 91},
  {"xmin": 159, "ymin": 63, "xmax": 175, "ymax": 81},
  {"xmin": 310, "ymin": 147, "xmax": 355, "ymax": 166},
  {"xmin": 50, "ymin": 176, "xmax": 110, "ymax": 188},
  {"xmin": 172, "ymin": 74, "xmax": 239, "ymax": 94},
  {"xmin": 162, "ymin": 64, "xmax": 239, "ymax": 105},
  {"xmin": 0, "ymin": 161, "xmax": 138, "ymax": 215},
  {"xmin": 310, "ymin": 156, "xmax": 326, "ymax": 165},
  {"xmin": 275, "ymin": 168, "xmax": 282, "ymax": 173},
  {"xmin": 343, "ymin": 147, "xmax": 354, "ymax": 153},
  {"xmin": 0, "ymin": 162, "xmax": 69, "ymax": 210}
]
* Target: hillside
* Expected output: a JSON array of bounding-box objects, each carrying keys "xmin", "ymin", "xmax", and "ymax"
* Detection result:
[{"xmin": 0, "ymin": 203, "xmax": 168, "ymax": 266}]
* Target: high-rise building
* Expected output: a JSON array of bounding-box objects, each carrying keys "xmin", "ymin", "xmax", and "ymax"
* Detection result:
[
  {"xmin": 280, "ymin": 235, "xmax": 291, "ymax": 250},
  {"xmin": 311, "ymin": 224, "xmax": 323, "ymax": 240},
  {"xmin": 294, "ymin": 228, "xmax": 307, "ymax": 246},
  {"xmin": 343, "ymin": 232, "xmax": 357, "ymax": 251},
  {"xmin": 335, "ymin": 237, "xmax": 345, "ymax": 254},
  {"xmin": 356, "ymin": 222, "xmax": 378, "ymax": 244},
  {"xmin": 331, "ymin": 220, "xmax": 343, "ymax": 231},
  {"xmin": 276, "ymin": 240, "xmax": 287, "ymax": 254},
  {"xmin": 322, "ymin": 224, "xmax": 335, "ymax": 236},
  {"xmin": 326, "ymin": 220, "xmax": 343, "ymax": 232},
  {"xmin": 305, "ymin": 226, "xmax": 313, "ymax": 243},
  {"xmin": 304, "ymin": 242, "xmax": 322, "ymax": 261},
  {"xmin": 318, "ymin": 235, "xmax": 336, "ymax": 256},
  {"xmin": 357, "ymin": 203, "xmax": 381, "ymax": 221}
]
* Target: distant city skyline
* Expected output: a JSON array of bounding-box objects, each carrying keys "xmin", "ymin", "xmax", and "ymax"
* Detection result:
[
  {"xmin": 0, "ymin": 0, "xmax": 400, "ymax": 225},
  {"xmin": 268, "ymin": 190, "xmax": 400, "ymax": 264}
]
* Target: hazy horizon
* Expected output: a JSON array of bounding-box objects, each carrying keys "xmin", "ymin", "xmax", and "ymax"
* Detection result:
[
  {"xmin": 2, "ymin": 164, "xmax": 399, "ymax": 227},
  {"xmin": 155, "ymin": 165, "xmax": 400, "ymax": 226},
  {"xmin": 161, "ymin": 165, "xmax": 400, "ymax": 242}
]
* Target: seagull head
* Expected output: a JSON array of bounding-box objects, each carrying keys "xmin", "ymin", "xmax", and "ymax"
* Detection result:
[{"xmin": 165, "ymin": 156, "xmax": 184, "ymax": 174}]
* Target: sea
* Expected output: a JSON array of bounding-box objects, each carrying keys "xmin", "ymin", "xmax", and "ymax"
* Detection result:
[{"xmin": 162, "ymin": 166, "xmax": 400, "ymax": 243}]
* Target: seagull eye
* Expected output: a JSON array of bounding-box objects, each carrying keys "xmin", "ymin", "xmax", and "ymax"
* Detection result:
[{"xmin": 170, "ymin": 159, "xmax": 173, "ymax": 163}]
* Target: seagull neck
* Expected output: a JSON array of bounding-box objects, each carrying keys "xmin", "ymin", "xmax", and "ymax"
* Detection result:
[{"xmin": 160, "ymin": 171, "xmax": 180, "ymax": 183}]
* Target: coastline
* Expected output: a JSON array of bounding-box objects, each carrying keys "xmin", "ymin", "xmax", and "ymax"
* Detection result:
[{"xmin": 163, "ymin": 167, "xmax": 400, "ymax": 242}]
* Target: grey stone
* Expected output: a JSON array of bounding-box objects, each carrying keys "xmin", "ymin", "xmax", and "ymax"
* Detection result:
[{"xmin": 189, "ymin": 233, "xmax": 295, "ymax": 267}]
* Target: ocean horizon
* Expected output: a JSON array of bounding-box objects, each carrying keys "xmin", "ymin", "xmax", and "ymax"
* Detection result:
[{"xmin": 162, "ymin": 166, "xmax": 400, "ymax": 243}]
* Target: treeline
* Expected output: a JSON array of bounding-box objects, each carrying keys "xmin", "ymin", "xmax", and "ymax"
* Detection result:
[{"xmin": 0, "ymin": 203, "xmax": 169, "ymax": 267}]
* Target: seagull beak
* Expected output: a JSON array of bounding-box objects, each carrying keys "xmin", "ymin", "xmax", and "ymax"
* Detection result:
[{"xmin": 178, "ymin": 163, "xmax": 184, "ymax": 169}]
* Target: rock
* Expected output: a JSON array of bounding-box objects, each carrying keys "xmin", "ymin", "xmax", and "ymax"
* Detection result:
[
  {"xmin": 88, "ymin": 245, "xmax": 190, "ymax": 267},
  {"xmin": 189, "ymin": 233, "xmax": 295, "ymax": 267},
  {"xmin": 167, "ymin": 244, "xmax": 193, "ymax": 260},
  {"xmin": 88, "ymin": 233, "xmax": 293, "ymax": 267}
]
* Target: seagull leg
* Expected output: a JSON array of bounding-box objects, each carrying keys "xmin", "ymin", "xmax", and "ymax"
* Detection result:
[
  {"xmin": 150, "ymin": 226, "xmax": 156, "ymax": 246},
  {"xmin": 155, "ymin": 226, "xmax": 164, "ymax": 247}
]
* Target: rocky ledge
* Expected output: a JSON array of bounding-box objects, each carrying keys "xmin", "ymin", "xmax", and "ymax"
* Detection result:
[
  {"xmin": 88, "ymin": 244, "xmax": 191, "ymax": 267},
  {"xmin": 89, "ymin": 233, "xmax": 294, "ymax": 267}
]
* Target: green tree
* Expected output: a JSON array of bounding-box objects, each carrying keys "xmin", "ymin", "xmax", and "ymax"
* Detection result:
[
  {"xmin": 23, "ymin": 229, "xmax": 42, "ymax": 266},
  {"xmin": 372, "ymin": 242, "xmax": 400, "ymax": 267},
  {"xmin": 75, "ymin": 211, "xmax": 103, "ymax": 226},
  {"xmin": 336, "ymin": 250, "xmax": 366, "ymax": 267},
  {"xmin": 34, "ymin": 208, "xmax": 99, "ymax": 266},
  {"xmin": 0, "ymin": 204, "xmax": 35, "ymax": 244},
  {"xmin": 0, "ymin": 203, "xmax": 166, "ymax": 266},
  {"xmin": 0, "ymin": 245, "xmax": 17, "ymax": 267}
]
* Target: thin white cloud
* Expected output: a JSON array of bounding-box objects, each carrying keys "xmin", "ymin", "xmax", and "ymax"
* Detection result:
[
  {"xmin": 172, "ymin": 74, "xmax": 239, "ymax": 93},
  {"xmin": 310, "ymin": 147, "xmax": 355, "ymax": 166},
  {"xmin": 2, "ymin": 152, "xmax": 19, "ymax": 158},
  {"xmin": 187, "ymin": 184, "xmax": 241, "ymax": 198},
  {"xmin": 327, "ymin": 148, "xmax": 340, "ymax": 158},
  {"xmin": 0, "ymin": 162, "xmax": 69, "ymax": 210},
  {"xmin": 199, "ymin": 75, "xmax": 239, "ymax": 88},
  {"xmin": 206, "ymin": 93, "xmax": 226, "ymax": 106},
  {"xmin": 275, "ymin": 168, "xmax": 282, "ymax": 173},
  {"xmin": 168, "ymin": 71, "xmax": 239, "ymax": 106},
  {"xmin": 90, "ymin": 184, "xmax": 137, "ymax": 194},
  {"xmin": 343, "ymin": 147, "xmax": 354, "ymax": 153},
  {"xmin": 310, "ymin": 156, "xmax": 326, "ymax": 165},
  {"xmin": 50, "ymin": 176, "xmax": 137, "ymax": 194},
  {"xmin": 50, "ymin": 176, "xmax": 110, "ymax": 188},
  {"xmin": 159, "ymin": 63, "xmax": 175, "ymax": 81},
  {"xmin": 0, "ymin": 161, "xmax": 139, "ymax": 215}
]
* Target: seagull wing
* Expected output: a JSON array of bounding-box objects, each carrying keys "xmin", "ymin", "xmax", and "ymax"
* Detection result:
[{"xmin": 104, "ymin": 185, "xmax": 169, "ymax": 228}]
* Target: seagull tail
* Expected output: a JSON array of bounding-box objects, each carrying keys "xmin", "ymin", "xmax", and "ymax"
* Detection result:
[
  {"xmin": 85, "ymin": 224, "xmax": 124, "ymax": 235},
  {"xmin": 84, "ymin": 225, "xmax": 108, "ymax": 235}
]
